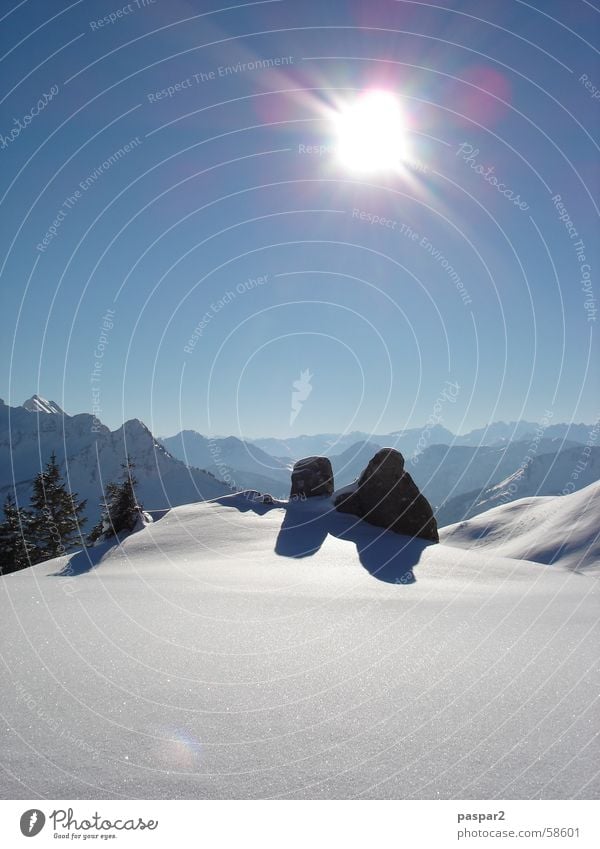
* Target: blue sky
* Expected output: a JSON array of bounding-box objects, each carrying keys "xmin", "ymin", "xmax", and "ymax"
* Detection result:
[{"xmin": 0, "ymin": 0, "xmax": 598, "ymax": 438}]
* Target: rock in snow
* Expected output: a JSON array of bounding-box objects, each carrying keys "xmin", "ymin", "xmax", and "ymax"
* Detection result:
[
  {"xmin": 290, "ymin": 456, "xmax": 335, "ymax": 498},
  {"xmin": 334, "ymin": 447, "xmax": 439, "ymax": 542}
]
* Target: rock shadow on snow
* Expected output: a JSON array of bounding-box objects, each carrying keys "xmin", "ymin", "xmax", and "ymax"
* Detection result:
[{"xmin": 273, "ymin": 501, "xmax": 431, "ymax": 584}]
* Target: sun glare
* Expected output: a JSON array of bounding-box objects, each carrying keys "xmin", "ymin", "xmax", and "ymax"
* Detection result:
[{"xmin": 334, "ymin": 91, "xmax": 407, "ymax": 173}]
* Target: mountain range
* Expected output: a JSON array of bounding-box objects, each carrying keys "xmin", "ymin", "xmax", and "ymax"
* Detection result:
[
  {"xmin": 437, "ymin": 445, "xmax": 600, "ymax": 526},
  {"xmin": 1, "ymin": 395, "xmax": 598, "ymax": 528},
  {"xmin": 162, "ymin": 428, "xmax": 598, "ymax": 523},
  {"xmin": 0, "ymin": 395, "xmax": 231, "ymax": 526},
  {"xmin": 249, "ymin": 420, "xmax": 595, "ymax": 457}
]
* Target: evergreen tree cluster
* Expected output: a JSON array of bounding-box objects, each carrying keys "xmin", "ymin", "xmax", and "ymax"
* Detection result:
[
  {"xmin": 0, "ymin": 454, "xmax": 142, "ymax": 575},
  {"xmin": 87, "ymin": 459, "xmax": 141, "ymax": 545}
]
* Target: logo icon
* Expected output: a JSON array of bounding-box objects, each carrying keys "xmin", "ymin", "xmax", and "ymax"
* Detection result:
[
  {"xmin": 20, "ymin": 810, "xmax": 45, "ymax": 837},
  {"xmin": 289, "ymin": 369, "xmax": 313, "ymax": 426}
]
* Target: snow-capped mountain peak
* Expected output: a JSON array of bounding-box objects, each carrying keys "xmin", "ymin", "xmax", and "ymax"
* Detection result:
[
  {"xmin": 22, "ymin": 394, "xmax": 63, "ymax": 415},
  {"xmin": 0, "ymin": 400, "xmax": 231, "ymax": 525}
]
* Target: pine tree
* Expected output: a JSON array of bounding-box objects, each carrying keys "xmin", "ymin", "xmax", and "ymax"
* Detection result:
[
  {"xmin": 86, "ymin": 517, "xmax": 105, "ymax": 546},
  {"xmin": 30, "ymin": 451, "xmax": 87, "ymax": 560},
  {"xmin": 90, "ymin": 459, "xmax": 140, "ymax": 542},
  {"xmin": 0, "ymin": 494, "xmax": 37, "ymax": 574}
]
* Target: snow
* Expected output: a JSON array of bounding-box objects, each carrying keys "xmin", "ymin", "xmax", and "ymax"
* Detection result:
[
  {"xmin": 437, "ymin": 445, "xmax": 600, "ymax": 525},
  {"xmin": 331, "ymin": 481, "xmax": 358, "ymax": 502},
  {"xmin": 21, "ymin": 394, "xmax": 63, "ymax": 415},
  {"xmin": 1, "ymin": 492, "xmax": 598, "ymax": 799},
  {"xmin": 0, "ymin": 399, "xmax": 231, "ymax": 526},
  {"xmin": 441, "ymin": 481, "xmax": 600, "ymax": 573}
]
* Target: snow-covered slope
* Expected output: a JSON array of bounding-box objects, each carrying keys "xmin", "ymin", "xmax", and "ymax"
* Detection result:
[
  {"xmin": 1, "ymin": 493, "xmax": 597, "ymax": 799},
  {"xmin": 437, "ymin": 446, "xmax": 600, "ymax": 526},
  {"xmin": 440, "ymin": 481, "xmax": 600, "ymax": 573},
  {"xmin": 0, "ymin": 398, "xmax": 231, "ymax": 524}
]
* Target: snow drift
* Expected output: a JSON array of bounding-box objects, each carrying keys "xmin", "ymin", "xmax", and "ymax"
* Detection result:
[
  {"xmin": 1, "ymin": 492, "xmax": 598, "ymax": 799},
  {"xmin": 440, "ymin": 480, "xmax": 600, "ymax": 573}
]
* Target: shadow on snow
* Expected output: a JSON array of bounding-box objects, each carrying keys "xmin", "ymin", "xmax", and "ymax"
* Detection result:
[
  {"xmin": 217, "ymin": 494, "xmax": 433, "ymax": 584},
  {"xmin": 48, "ymin": 537, "xmax": 121, "ymax": 577}
]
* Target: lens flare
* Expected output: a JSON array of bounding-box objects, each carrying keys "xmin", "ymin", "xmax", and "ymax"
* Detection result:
[{"xmin": 334, "ymin": 90, "xmax": 407, "ymax": 173}]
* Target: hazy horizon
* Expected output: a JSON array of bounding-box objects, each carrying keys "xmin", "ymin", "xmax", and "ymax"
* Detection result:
[{"xmin": 2, "ymin": 390, "xmax": 597, "ymax": 444}]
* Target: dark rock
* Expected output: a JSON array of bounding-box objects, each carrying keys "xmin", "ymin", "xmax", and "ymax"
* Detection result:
[
  {"xmin": 334, "ymin": 447, "xmax": 438, "ymax": 541},
  {"xmin": 290, "ymin": 456, "xmax": 334, "ymax": 498},
  {"xmin": 243, "ymin": 490, "xmax": 275, "ymax": 504}
]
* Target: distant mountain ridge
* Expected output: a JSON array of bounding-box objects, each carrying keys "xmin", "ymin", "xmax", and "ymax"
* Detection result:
[
  {"xmin": 159, "ymin": 430, "xmax": 292, "ymax": 498},
  {"xmin": 437, "ymin": 445, "xmax": 600, "ymax": 526},
  {"xmin": 159, "ymin": 432, "xmax": 391, "ymax": 498},
  {"xmin": 248, "ymin": 420, "xmax": 595, "ymax": 457},
  {"xmin": 2, "ymin": 395, "xmax": 598, "ymax": 529},
  {"xmin": 162, "ymin": 426, "xmax": 599, "ymax": 522}
]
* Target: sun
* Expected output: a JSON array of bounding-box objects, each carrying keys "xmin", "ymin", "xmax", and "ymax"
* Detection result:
[{"xmin": 333, "ymin": 90, "xmax": 408, "ymax": 173}]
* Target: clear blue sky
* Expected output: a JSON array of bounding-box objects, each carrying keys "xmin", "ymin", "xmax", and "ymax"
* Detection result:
[{"xmin": 0, "ymin": 0, "xmax": 598, "ymax": 438}]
